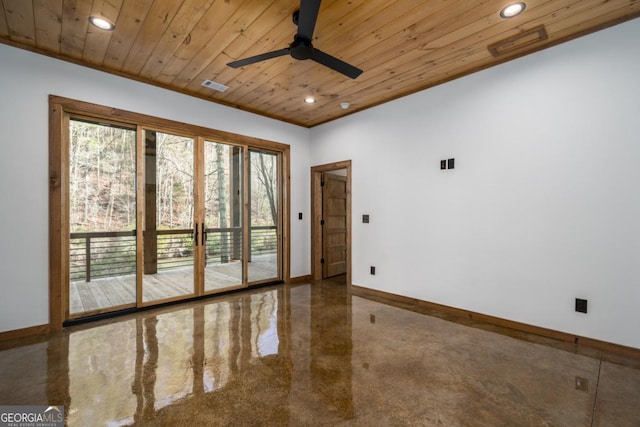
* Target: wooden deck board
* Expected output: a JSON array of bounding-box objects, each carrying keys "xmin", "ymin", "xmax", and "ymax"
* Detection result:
[
  {"xmin": 112, "ymin": 275, "xmax": 136, "ymax": 300},
  {"xmin": 89, "ymin": 281, "xmax": 112, "ymax": 310},
  {"xmin": 69, "ymin": 254, "xmax": 277, "ymax": 317},
  {"xmin": 205, "ymin": 261, "xmax": 242, "ymax": 291},
  {"xmin": 102, "ymin": 279, "xmax": 129, "ymax": 306},
  {"xmin": 69, "ymin": 281, "xmax": 84, "ymax": 314},
  {"xmin": 143, "ymin": 270, "xmax": 194, "ymax": 302},
  {"xmin": 74, "ymin": 281, "xmax": 99, "ymax": 313},
  {"xmin": 248, "ymin": 258, "xmax": 277, "ymax": 282}
]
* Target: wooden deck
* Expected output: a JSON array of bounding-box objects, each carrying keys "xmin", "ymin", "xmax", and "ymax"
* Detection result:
[{"xmin": 70, "ymin": 254, "xmax": 278, "ymax": 315}]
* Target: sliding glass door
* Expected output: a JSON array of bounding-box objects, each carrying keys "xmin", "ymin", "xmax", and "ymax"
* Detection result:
[
  {"xmin": 203, "ymin": 140, "xmax": 244, "ymax": 292},
  {"xmin": 248, "ymin": 150, "xmax": 280, "ymax": 283},
  {"xmin": 68, "ymin": 119, "xmax": 137, "ymax": 317},
  {"xmin": 141, "ymin": 130, "xmax": 196, "ymax": 304},
  {"xmin": 66, "ymin": 116, "xmax": 283, "ymax": 320}
]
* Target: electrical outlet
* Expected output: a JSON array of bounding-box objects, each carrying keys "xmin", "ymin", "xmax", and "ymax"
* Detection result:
[
  {"xmin": 298, "ymin": 212, "xmax": 303, "ymax": 220},
  {"xmin": 370, "ymin": 266, "xmax": 376, "ymax": 275},
  {"xmin": 440, "ymin": 160, "xmax": 446, "ymax": 170},
  {"xmin": 447, "ymin": 158, "xmax": 455, "ymax": 169},
  {"xmin": 575, "ymin": 298, "xmax": 588, "ymax": 313},
  {"xmin": 370, "ymin": 314, "xmax": 376, "ymax": 324},
  {"xmin": 363, "ymin": 214, "xmax": 369, "ymax": 223}
]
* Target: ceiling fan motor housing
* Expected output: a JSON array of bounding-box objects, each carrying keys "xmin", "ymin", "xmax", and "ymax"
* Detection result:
[{"xmin": 290, "ymin": 36, "xmax": 314, "ymax": 60}]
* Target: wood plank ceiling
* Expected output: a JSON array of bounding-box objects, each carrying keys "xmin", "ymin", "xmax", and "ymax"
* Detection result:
[{"xmin": 1, "ymin": 0, "xmax": 638, "ymax": 127}]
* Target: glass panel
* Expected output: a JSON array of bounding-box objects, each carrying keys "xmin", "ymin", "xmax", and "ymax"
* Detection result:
[
  {"xmin": 204, "ymin": 141, "xmax": 243, "ymax": 292},
  {"xmin": 248, "ymin": 150, "xmax": 279, "ymax": 282},
  {"xmin": 142, "ymin": 130, "xmax": 195, "ymax": 303},
  {"xmin": 68, "ymin": 119, "xmax": 137, "ymax": 316}
]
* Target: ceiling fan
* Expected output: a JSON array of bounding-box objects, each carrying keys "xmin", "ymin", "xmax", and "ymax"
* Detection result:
[{"xmin": 227, "ymin": 0, "xmax": 363, "ymax": 79}]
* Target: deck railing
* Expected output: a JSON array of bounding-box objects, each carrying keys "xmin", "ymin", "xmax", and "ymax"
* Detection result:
[
  {"xmin": 69, "ymin": 231, "xmax": 136, "ymax": 282},
  {"xmin": 70, "ymin": 226, "xmax": 277, "ymax": 282}
]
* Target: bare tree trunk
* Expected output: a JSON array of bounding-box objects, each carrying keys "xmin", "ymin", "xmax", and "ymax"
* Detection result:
[
  {"xmin": 70, "ymin": 126, "xmax": 79, "ymax": 228},
  {"xmin": 83, "ymin": 133, "xmax": 90, "ymax": 227},
  {"xmin": 169, "ymin": 174, "xmax": 174, "ymax": 228},
  {"xmin": 257, "ymin": 154, "xmax": 277, "ymax": 225},
  {"xmin": 216, "ymin": 144, "xmax": 228, "ymax": 262}
]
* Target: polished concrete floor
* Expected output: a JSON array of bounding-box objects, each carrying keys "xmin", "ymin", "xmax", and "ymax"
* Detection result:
[{"xmin": 1, "ymin": 277, "xmax": 639, "ymax": 426}]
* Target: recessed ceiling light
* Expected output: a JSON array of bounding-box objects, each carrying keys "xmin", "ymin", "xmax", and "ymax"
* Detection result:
[
  {"xmin": 500, "ymin": 2, "xmax": 526, "ymax": 19},
  {"xmin": 304, "ymin": 97, "xmax": 316, "ymax": 104},
  {"xmin": 89, "ymin": 16, "xmax": 115, "ymax": 31},
  {"xmin": 340, "ymin": 102, "xmax": 350, "ymax": 110}
]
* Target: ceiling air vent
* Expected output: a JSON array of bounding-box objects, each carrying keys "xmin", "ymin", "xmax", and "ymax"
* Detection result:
[
  {"xmin": 201, "ymin": 79, "xmax": 229, "ymax": 92},
  {"xmin": 488, "ymin": 25, "xmax": 548, "ymax": 57}
]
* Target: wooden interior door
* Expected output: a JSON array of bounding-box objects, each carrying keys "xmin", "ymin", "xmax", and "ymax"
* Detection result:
[{"xmin": 322, "ymin": 172, "xmax": 347, "ymax": 278}]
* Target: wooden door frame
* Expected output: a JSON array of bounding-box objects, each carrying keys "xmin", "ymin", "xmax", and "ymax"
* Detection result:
[{"xmin": 311, "ymin": 160, "xmax": 351, "ymax": 285}]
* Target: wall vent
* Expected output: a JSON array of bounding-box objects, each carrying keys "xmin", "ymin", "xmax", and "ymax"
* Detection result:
[
  {"xmin": 201, "ymin": 79, "xmax": 229, "ymax": 92},
  {"xmin": 488, "ymin": 25, "xmax": 548, "ymax": 58}
]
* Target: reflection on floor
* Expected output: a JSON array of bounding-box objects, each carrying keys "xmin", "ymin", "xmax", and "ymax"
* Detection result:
[
  {"xmin": 69, "ymin": 253, "xmax": 278, "ymax": 315},
  {"xmin": 2, "ymin": 276, "xmax": 640, "ymax": 426}
]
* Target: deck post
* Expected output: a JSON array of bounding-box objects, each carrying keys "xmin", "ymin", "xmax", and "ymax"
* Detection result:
[
  {"xmin": 144, "ymin": 131, "xmax": 158, "ymax": 274},
  {"xmin": 85, "ymin": 235, "xmax": 91, "ymax": 282}
]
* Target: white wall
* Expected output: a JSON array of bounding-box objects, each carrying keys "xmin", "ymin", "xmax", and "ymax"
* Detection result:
[
  {"xmin": 310, "ymin": 18, "xmax": 640, "ymax": 349},
  {"xmin": 0, "ymin": 44, "xmax": 311, "ymax": 333}
]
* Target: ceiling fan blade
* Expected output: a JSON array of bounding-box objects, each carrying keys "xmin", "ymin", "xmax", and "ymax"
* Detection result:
[
  {"xmin": 227, "ymin": 48, "xmax": 289, "ymax": 68},
  {"xmin": 312, "ymin": 48, "xmax": 363, "ymax": 79},
  {"xmin": 296, "ymin": 0, "xmax": 321, "ymax": 40}
]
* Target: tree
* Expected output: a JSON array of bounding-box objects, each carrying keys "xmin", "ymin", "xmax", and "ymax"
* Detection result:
[{"xmin": 252, "ymin": 151, "xmax": 278, "ymax": 226}]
